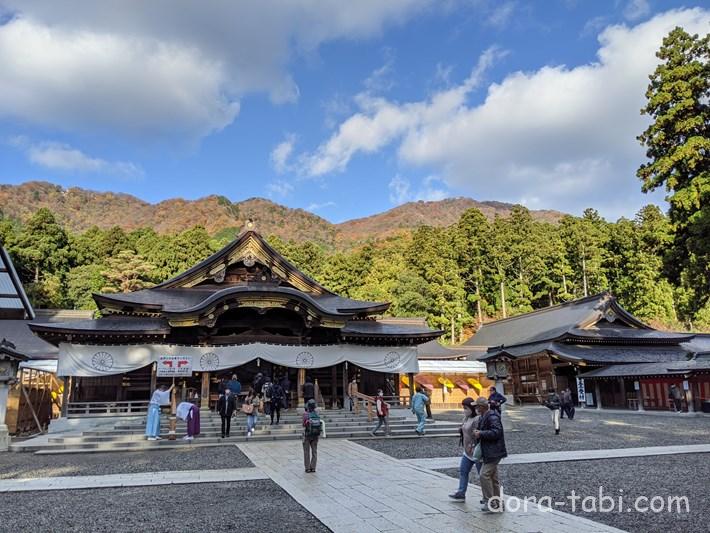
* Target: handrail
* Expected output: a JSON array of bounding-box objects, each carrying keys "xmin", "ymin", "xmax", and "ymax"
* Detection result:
[
  {"xmin": 66, "ymin": 400, "xmax": 149, "ymax": 418},
  {"xmin": 352, "ymin": 392, "xmax": 375, "ymax": 421}
]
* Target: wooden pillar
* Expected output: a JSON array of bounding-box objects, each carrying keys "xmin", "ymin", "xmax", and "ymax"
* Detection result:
[
  {"xmin": 168, "ymin": 379, "xmax": 177, "ymax": 441},
  {"xmin": 595, "ymin": 380, "xmax": 602, "ymax": 410},
  {"xmin": 331, "ymin": 365, "xmax": 338, "ymax": 409},
  {"xmin": 200, "ymin": 372, "xmax": 210, "ymax": 411},
  {"xmin": 636, "ymin": 381, "xmax": 644, "ymax": 411},
  {"xmin": 342, "ymin": 362, "xmax": 349, "ymax": 410},
  {"xmin": 686, "ymin": 380, "xmax": 695, "ymax": 413},
  {"xmin": 60, "ymin": 376, "xmax": 71, "ymax": 418},
  {"xmin": 297, "ymin": 368, "xmax": 305, "ymax": 408},
  {"xmin": 408, "ymin": 372, "xmax": 415, "ymax": 407},
  {"xmin": 618, "ymin": 378, "xmax": 626, "ymax": 409},
  {"xmin": 150, "ymin": 362, "xmax": 157, "ymax": 394}
]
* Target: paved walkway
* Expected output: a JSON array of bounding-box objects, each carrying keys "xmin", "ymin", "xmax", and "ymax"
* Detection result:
[
  {"xmin": 0, "ymin": 467, "xmax": 267, "ymax": 493},
  {"xmin": 237, "ymin": 439, "xmax": 623, "ymax": 533},
  {"xmin": 403, "ymin": 443, "xmax": 710, "ymax": 470}
]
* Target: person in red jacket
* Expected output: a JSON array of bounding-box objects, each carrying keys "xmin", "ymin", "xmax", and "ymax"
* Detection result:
[{"xmin": 370, "ymin": 389, "xmax": 390, "ymax": 436}]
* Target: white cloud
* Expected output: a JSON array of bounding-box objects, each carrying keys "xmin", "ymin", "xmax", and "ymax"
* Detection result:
[
  {"xmin": 0, "ymin": 1, "xmax": 433, "ymax": 140},
  {"xmin": 623, "ymin": 0, "xmax": 651, "ymax": 22},
  {"xmin": 306, "ymin": 201, "xmax": 336, "ymax": 212},
  {"xmin": 388, "ymin": 175, "xmax": 448, "ymax": 204},
  {"xmin": 270, "ymin": 134, "xmax": 297, "ymax": 174},
  {"xmin": 8, "ymin": 136, "xmax": 143, "ymax": 179},
  {"xmin": 266, "ymin": 180, "xmax": 294, "ymax": 198},
  {"xmin": 298, "ymin": 46, "xmax": 505, "ymax": 176},
  {"xmin": 363, "ymin": 48, "xmax": 396, "ymax": 93},
  {"xmin": 299, "ymin": 8, "xmax": 710, "ymax": 218},
  {"xmin": 486, "ymin": 1, "xmax": 516, "ymax": 29}
]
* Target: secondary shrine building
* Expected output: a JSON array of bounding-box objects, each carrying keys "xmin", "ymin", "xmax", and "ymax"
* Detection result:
[
  {"xmin": 29, "ymin": 230, "xmax": 444, "ymax": 411},
  {"xmin": 467, "ymin": 292, "xmax": 710, "ymax": 413}
]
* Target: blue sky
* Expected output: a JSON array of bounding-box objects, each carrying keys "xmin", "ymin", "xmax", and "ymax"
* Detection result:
[{"xmin": 0, "ymin": 1, "xmax": 707, "ymax": 223}]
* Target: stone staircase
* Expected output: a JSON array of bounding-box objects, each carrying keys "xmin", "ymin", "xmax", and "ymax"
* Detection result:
[{"xmin": 10, "ymin": 410, "xmax": 460, "ymax": 454}]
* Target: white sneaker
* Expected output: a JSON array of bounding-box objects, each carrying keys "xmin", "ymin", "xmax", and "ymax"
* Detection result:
[
  {"xmin": 182, "ymin": 435, "xmax": 193, "ymax": 441},
  {"xmin": 147, "ymin": 437, "xmax": 157, "ymax": 441},
  {"xmin": 155, "ymin": 436, "xmax": 163, "ymax": 440}
]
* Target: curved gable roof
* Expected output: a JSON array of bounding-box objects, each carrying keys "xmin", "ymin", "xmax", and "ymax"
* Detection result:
[{"xmin": 467, "ymin": 292, "xmax": 650, "ymax": 349}]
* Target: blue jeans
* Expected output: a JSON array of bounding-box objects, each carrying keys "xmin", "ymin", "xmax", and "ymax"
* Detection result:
[
  {"xmin": 457, "ymin": 455, "xmax": 480, "ymax": 494},
  {"xmin": 415, "ymin": 410, "xmax": 426, "ymax": 433},
  {"xmin": 247, "ymin": 414, "xmax": 257, "ymax": 433}
]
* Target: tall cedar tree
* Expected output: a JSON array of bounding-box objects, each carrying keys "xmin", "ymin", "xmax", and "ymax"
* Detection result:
[{"xmin": 637, "ymin": 27, "xmax": 710, "ymax": 316}]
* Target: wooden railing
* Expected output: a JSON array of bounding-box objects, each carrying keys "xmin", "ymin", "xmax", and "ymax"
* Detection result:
[
  {"xmin": 352, "ymin": 392, "xmax": 375, "ymax": 421},
  {"xmin": 66, "ymin": 400, "xmax": 149, "ymax": 418}
]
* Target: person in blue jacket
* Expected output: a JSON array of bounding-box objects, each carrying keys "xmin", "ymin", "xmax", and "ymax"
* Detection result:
[
  {"xmin": 487, "ymin": 386, "xmax": 507, "ymax": 414},
  {"xmin": 411, "ymin": 387, "xmax": 430, "ymax": 435}
]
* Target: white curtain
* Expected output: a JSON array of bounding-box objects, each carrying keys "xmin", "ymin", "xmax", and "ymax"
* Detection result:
[{"xmin": 57, "ymin": 342, "xmax": 419, "ymax": 376}]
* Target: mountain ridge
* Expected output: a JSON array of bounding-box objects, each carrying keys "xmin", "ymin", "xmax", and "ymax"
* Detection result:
[{"xmin": 0, "ymin": 181, "xmax": 565, "ymax": 248}]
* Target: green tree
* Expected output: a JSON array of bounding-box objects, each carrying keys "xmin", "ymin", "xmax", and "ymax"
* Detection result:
[
  {"xmin": 12, "ymin": 208, "xmax": 72, "ymax": 283},
  {"xmin": 66, "ymin": 264, "xmax": 106, "ymax": 310},
  {"xmin": 101, "ymin": 250, "xmax": 155, "ymax": 293},
  {"xmin": 637, "ymin": 27, "xmax": 710, "ymax": 317}
]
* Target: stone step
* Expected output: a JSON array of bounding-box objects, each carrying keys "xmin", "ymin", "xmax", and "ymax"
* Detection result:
[
  {"xmin": 99, "ymin": 419, "xmax": 425, "ymax": 436},
  {"xmin": 53, "ymin": 422, "xmax": 448, "ymax": 443},
  {"xmin": 13, "ymin": 427, "xmax": 460, "ymax": 453}
]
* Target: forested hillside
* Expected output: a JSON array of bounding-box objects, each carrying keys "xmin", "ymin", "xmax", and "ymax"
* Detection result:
[{"xmin": 0, "ymin": 203, "xmax": 696, "ymax": 340}]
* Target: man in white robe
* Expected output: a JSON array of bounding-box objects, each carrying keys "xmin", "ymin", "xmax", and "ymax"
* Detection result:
[{"xmin": 145, "ymin": 384, "xmax": 173, "ymax": 440}]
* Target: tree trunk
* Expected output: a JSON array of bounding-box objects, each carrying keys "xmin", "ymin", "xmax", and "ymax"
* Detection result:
[
  {"xmin": 500, "ymin": 280, "xmax": 507, "ymax": 319},
  {"xmin": 475, "ymin": 275, "xmax": 483, "ymax": 326},
  {"xmin": 582, "ymin": 255, "xmax": 588, "ymax": 297},
  {"xmin": 35, "ymin": 265, "xmax": 39, "ymax": 283},
  {"xmin": 562, "ymin": 273, "xmax": 568, "ymax": 294},
  {"xmin": 451, "ymin": 315, "xmax": 455, "ymax": 344}
]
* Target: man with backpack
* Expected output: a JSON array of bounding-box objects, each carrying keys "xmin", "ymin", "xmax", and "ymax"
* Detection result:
[
  {"xmin": 370, "ymin": 389, "xmax": 390, "ymax": 436},
  {"xmin": 302, "ymin": 399, "xmax": 321, "ymax": 473}
]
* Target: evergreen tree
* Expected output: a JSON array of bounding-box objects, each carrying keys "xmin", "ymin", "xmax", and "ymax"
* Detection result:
[{"xmin": 637, "ymin": 27, "xmax": 710, "ymax": 318}]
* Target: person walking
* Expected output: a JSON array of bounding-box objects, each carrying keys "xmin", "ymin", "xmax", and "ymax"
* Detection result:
[
  {"xmin": 487, "ymin": 386, "xmax": 507, "ymax": 415},
  {"xmin": 270, "ymin": 380, "xmax": 284, "ymax": 425},
  {"xmin": 411, "ymin": 387, "xmax": 429, "ymax": 435},
  {"xmin": 280, "ymin": 374, "xmax": 291, "ymax": 409},
  {"xmin": 474, "ymin": 397, "xmax": 507, "ymax": 513},
  {"xmin": 302, "ymin": 399, "xmax": 322, "ymax": 473},
  {"xmin": 669, "ymin": 384, "xmax": 683, "ymax": 412},
  {"xmin": 449, "ymin": 397, "xmax": 480, "ymax": 501},
  {"xmin": 302, "ymin": 377, "xmax": 315, "ymax": 406},
  {"xmin": 217, "ymin": 388, "xmax": 236, "ymax": 438},
  {"xmin": 370, "ymin": 389, "xmax": 390, "ymax": 436},
  {"xmin": 261, "ymin": 376, "xmax": 273, "ymax": 417},
  {"xmin": 227, "ymin": 374, "xmax": 241, "ymax": 396},
  {"xmin": 347, "ymin": 377, "xmax": 358, "ymax": 411},
  {"xmin": 243, "ymin": 389, "xmax": 260, "ymax": 437},
  {"xmin": 560, "ymin": 387, "xmax": 574, "ymax": 420},
  {"xmin": 145, "ymin": 383, "xmax": 174, "ymax": 441},
  {"xmin": 544, "ymin": 388, "xmax": 562, "ymax": 434}
]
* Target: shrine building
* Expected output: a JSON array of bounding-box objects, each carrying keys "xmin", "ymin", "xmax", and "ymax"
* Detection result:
[{"xmin": 29, "ymin": 230, "xmax": 444, "ymax": 412}]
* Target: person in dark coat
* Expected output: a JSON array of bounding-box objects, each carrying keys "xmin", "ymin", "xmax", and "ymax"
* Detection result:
[
  {"xmin": 560, "ymin": 387, "xmax": 574, "ymax": 419},
  {"xmin": 543, "ymin": 389, "xmax": 562, "ymax": 434},
  {"xmin": 473, "ymin": 397, "xmax": 507, "ymax": 513},
  {"xmin": 270, "ymin": 381, "xmax": 284, "ymax": 424},
  {"xmin": 216, "ymin": 388, "xmax": 236, "ymax": 438},
  {"xmin": 302, "ymin": 377, "xmax": 315, "ymax": 406},
  {"xmin": 252, "ymin": 373, "xmax": 264, "ymax": 398},
  {"xmin": 487, "ymin": 386, "xmax": 507, "ymax": 414},
  {"xmin": 280, "ymin": 374, "xmax": 291, "ymax": 409}
]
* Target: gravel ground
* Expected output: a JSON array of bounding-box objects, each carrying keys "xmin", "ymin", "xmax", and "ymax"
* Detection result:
[
  {"xmin": 437, "ymin": 454, "xmax": 710, "ymax": 533},
  {"xmin": 360, "ymin": 407, "xmax": 710, "ymax": 459},
  {"xmin": 0, "ymin": 446, "xmax": 253, "ymax": 480},
  {"xmin": 0, "ymin": 480, "xmax": 330, "ymax": 533}
]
